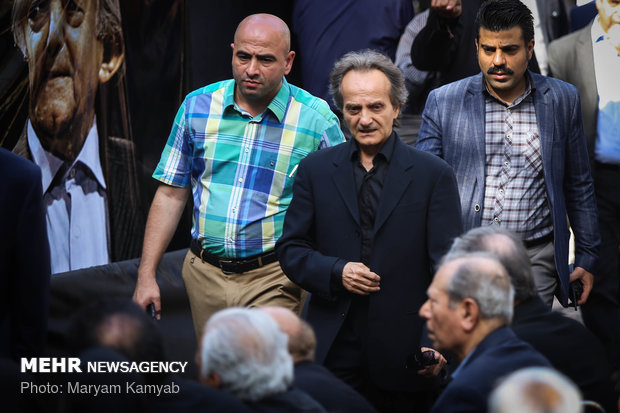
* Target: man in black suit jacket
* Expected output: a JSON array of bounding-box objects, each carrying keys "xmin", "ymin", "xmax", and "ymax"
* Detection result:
[
  {"xmin": 419, "ymin": 254, "xmax": 550, "ymax": 413},
  {"xmin": 0, "ymin": 148, "xmax": 50, "ymax": 361},
  {"xmin": 277, "ymin": 50, "xmax": 462, "ymax": 412},
  {"xmin": 261, "ymin": 306, "xmax": 377, "ymax": 413},
  {"xmin": 448, "ymin": 226, "xmax": 618, "ymax": 413}
]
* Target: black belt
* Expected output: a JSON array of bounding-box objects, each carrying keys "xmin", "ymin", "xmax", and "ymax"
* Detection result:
[
  {"xmin": 190, "ymin": 239, "xmax": 277, "ymax": 274},
  {"xmin": 523, "ymin": 232, "xmax": 553, "ymax": 249}
]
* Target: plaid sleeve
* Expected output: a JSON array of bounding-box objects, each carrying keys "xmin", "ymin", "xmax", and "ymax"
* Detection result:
[{"xmin": 152, "ymin": 98, "xmax": 193, "ymax": 188}]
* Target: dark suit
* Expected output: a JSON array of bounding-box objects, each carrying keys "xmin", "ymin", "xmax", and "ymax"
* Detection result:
[
  {"xmin": 244, "ymin": 387, "xmax": 326, "ymax": 413},
  {"xmin": 0, "ymin": 148, "xmax": 50, "ymax": 361},
  {"xmin": 13, "ymin": 125, "xmax": 145, "ymax": 263},
  {"xmin": 511, "ymin": 296, "xmax": 617, "ymax": 413},
  {"xmin": 548, "ymin": 23, "xmax": 620, "ymax": 370},
  {"xmin": 430, "ymin": 326, "xmax": 551, "ymax": 413},
  {"xmin": 293, "ymin": 361, "xmax": 377, "ymax": 413},
  {"xmin": 277, "ymin": 135, "xmax": 462, "ymax": 393}
]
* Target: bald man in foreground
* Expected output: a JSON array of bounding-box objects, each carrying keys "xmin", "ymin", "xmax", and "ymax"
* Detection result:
[
  {"xmin": 132, "ymin": 14, "xmax": 345, "ymax": 337},
  {"xmin": 261, "ymin": 307, "xmax": 377, "ymax": 412}
]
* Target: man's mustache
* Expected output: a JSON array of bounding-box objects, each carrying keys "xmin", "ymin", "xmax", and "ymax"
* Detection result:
[{"xmin": 487, "ymin": 65, "xmax": 514, "ymax": 75}]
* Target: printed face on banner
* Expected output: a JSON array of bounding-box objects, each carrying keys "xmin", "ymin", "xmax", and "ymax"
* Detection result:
[{"xmin": 23, "ymin": 0, "xmax": 105, "ymax": 159}]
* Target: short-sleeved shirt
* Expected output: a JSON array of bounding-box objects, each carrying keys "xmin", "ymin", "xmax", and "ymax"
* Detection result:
[{"xmin": 154, "ymin": 78, "xmax": 345, "ymax": 258}]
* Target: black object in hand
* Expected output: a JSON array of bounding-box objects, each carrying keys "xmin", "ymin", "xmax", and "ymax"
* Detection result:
[
  {"xmin": 147, "ymin": 303, "xmax": 157, "ymax": 319},
  {"xmin": 406, "ymin": 349, "xmax": 438, "ymax": 369},
  {"xmin": 569, "ymin": 279, "xmax": 583, "ymax": 311}
]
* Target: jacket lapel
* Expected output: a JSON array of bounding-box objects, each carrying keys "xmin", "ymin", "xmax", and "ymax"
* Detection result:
[
  {"xmin": 532, "ymin": 74, "xmax": 554, "ymax": 179},
  {"xmin": 373, "ymin": 137, "xmax": 413, "ymax": 234},
  {"xmin": 332, "ymin": 140, "xmax": 361, "ymax": 227}
]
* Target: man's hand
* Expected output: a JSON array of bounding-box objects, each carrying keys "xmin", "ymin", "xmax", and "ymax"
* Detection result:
[
  {"xmin": 431, "ymin": 0, "xmax": 462, "ymax": 20},
  {"xmin": 569, "ymin": 266, "xmax": 594, "ymax": 305},
  {"xmin": 417, "ymin": 347, "xmax": 447, "ymax": 377},
  {"xmin": 342, "ymin": 262, "xmax": 380, "ymax": 295},
  {"xmin": 133, "ymin": 272, "xmax": 162, "ymax": 320}
]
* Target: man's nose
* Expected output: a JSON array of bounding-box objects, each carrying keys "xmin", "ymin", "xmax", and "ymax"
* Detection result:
[
  {"xmin": 359, "ymin": 109, "xmax": 372, "ymax": 126},
  {"xmin": 419, "ymin": 299, "xmax": 430, "ymax": 319},
  {"xmin": 246, "ymin": 57, "xmax": 260, "ymax": 76},
  {"xmin": 46, "ymin": 0, "xmax": 66, "ymax": 51},
  {"xmin": 492, "ymin": 50, "xmax": 506, "ymax": 67}
]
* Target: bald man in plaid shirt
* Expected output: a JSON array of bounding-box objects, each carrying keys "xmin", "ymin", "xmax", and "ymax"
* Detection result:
[{"xmin": 133, "ymin": 14, "xmax": 344, "ymax": 339}]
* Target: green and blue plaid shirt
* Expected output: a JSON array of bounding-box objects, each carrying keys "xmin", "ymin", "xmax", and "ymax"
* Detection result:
[{"xmin": 154, "ymin": 78, "xmax": 345, "ymax": 258}]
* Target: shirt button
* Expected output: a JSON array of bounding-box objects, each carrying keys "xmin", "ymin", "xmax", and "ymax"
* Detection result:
[
  {"xmin": 238, "ymin": 178, "xmax": 243, "ymax": 183},
  {"xmin": 494, "ymin": 217, "xmax": 499, "ymax": 223},
  {"xmin": 499, "ymin": 189, "xmax": 504, "ymax": 194},
  {"xmin": 232, "ymin": 207, "xmax": 237, "ymax": 213},
  {"xmin": 504, "ymin": 161, "xmax": 509, "ymax": 167},
  {"xmin": 70, "ymin": 169, "xmax": 76, "ymax": 179},
  {"xmin": 245, "ymin": 148, "xmax": 249, "ymax": 153},
  {"xmin": 474, "ymin": 204, "xmax": 481, "ymax": 212},
  {"xmin": 270, "ymin": 161, "xmax": 275, "ymax": 166}
]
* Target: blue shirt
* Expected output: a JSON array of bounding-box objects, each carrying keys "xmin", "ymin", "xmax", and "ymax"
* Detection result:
[{"xmin": 28, "ymin": 119, "xmax": 110, "ymax": 273}]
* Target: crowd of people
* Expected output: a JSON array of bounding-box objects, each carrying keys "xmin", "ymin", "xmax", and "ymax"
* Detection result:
[{"xmin": 2, "ymin": 0, "xmax": 620, "ymax": 412}]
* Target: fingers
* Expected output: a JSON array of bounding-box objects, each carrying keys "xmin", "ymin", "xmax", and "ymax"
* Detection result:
[
  {"xmin": 417, "ymin": 347, "xmax": 447, "ymax": 377},
  {"xmin": 342, "ymin": 262, "xmax": 381, "ymax": 295},
  {"xmin": 569, "ymin": 267, "xmax": 594, "ymax": 306}
]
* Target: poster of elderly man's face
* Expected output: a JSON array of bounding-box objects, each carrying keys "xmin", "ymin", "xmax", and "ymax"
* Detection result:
[{"xmin": 0, "ymin": 0, "xmax": 296, "ymax": 274}]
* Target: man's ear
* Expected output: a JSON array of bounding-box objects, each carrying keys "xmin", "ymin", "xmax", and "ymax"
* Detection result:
[
  {"xmin": 460, "ymin": 298, "xmax": 480, "ymax": 332},
  {"xmin": 283, "ymin": 50, "xmax": 295, "ymax": 75},
  {"xmin": 527, "ymin": 39, "xmax": 535, "ymax": 61},
  {"xmin": 204, "ymin": 371, "xmax": 221, "ymax": 389},
  {"xmin": 99, "ymin": 43, "xmax": 125, "ymax": 84}
]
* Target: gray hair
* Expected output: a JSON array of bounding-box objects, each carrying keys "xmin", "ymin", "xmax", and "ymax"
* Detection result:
[
  {"xmin": 329, "ymin": 49, "xmax": 408, "ymax": 123},
  {"xmin": 12, "ymin": 0, "xmax": 124, "ymax": 57},
  {"xmin": 489, "ymin": 367, "xmax": 583, "ymax": 413},
  {"xmin": 200, "ymin": 307, "xmax": 293, "ymax": 402},
  {"xmin": 444, "ymin": 253, "xmax": 515, "ymax": 324},
  {"xmin": 446, "ymin": 226, "xmax": 537, "ymax": 303}
]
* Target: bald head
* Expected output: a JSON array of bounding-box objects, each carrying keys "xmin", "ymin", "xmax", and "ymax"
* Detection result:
[
  {"xmin": 234, "ymin": 14, "xmax": 291, "ymax": 53},
  {"xmin": 260, "ymin": 306, "xmax": 317, "ymax": 363}
]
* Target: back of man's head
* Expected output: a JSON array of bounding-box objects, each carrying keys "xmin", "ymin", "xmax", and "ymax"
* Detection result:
[
  {"xmin": 199, "ymin": 307, "xmax": 293, "ymax": 402},
  {"xmin": 69, "ymin": 298, "xmax": 166, "ymax": 384},
  {"xmin": 475, "ymin": 0, "xmax": 535, "ymax": 45},
  {"xmin": 489, "ymin": 367, "xmax": 583, "ymax": 413},
  {"xmin": 446, "ymin": 226, "xmax": 537, "ymax": 303},
  {"xmin": 260, "ymin": 306, "xmax": 317, "ymax": 363}
]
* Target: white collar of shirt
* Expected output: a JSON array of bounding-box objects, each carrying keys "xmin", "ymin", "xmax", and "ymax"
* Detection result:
[{"xmin": 27, "ymin": 116, "xmax": 107, "ymax": 193}]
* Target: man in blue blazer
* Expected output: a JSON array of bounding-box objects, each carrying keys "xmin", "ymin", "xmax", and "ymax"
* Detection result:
[
  {"xmin": 419, "ymin": 253, "xmax": 551, "ymax": 413},
  {"xmin": 416, "ymin": 0, "xmax": 599, "ymax": 308},
  {"xmin": 277, "ymin": 50, "xmax": 462, "ymax": 412}
]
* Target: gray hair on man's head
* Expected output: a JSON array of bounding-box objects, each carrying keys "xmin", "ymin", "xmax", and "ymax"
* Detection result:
[
  {"xmin": 329, "ymin": 49, "xmax": 408, "ymax": 124},
  {"xmin": 446, "ymin": 226, "xmax": 537, "ymax": 303},
  {"xmin": 12, "ymin": 0, "xmax": 124, "ymax": 57},
  {"xmin": 199, "ymin": 307, "xmax": 293, "ymax": 401},
  {"xmin": 489, "ymin": 367, "xmax": 583, "ymax": 413},
  {"xmin": 444, "ymin": 253, "xmax": 515, "ymax": 324}
]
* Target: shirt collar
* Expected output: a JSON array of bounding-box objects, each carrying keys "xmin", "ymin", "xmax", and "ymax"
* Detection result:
[
  {"xmin": 349, "ymin": 131, "xmax": 396, "ymax": 164},
  {"xmin": 450, "ymin": 345, "xmax": 477, "ymax": 380},
  {"xmin": 592, "ymin": 16, "xmax": 607, "ymax": 44},
  {"xmin": 27, "ymin": 117, "xmax": 107, "ymax": 193},
  {"xmin": 225, "ymin": 77, "xmax": 291, "ymax": 123},
  {"xmin": 481, "ymin": 71, "xmax": 534, "ymax": 108}
]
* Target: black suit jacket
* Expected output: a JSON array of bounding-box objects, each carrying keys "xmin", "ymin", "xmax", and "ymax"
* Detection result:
[
  {"xmin": 293, "ymin": 361, "xmax": 377, "ymax": 412},
  {"xmin": 431, "ymin": 327, "xmax": 551, "ymax": 413},
  {"xmin": 511, "ymin": 296, "xmax": 617, "ymax": 412},
  {"xmin": 0, "ymin": 148, "xmax": 50, "ymax": 361},
  {"xmin": 277, "ymin": 135, "xmax": 462, "ymax": 391}
]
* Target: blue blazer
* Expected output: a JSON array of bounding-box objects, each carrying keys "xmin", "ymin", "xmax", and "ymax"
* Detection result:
[
  {"xmin": 431, "ymin": 326, "xmax": 551, "ymax": 413},
  {"xmin": 416, "ymin": 72, "xmax": 600, "ymax": 305},
  {"xmin": 277, "ymin": 135, "xmax": 462, "ymax": 391}
]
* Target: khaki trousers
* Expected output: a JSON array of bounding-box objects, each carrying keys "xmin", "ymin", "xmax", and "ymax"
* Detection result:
[{"xmin": 181, "ymin": 249, "xmax": 306, "ymax": 340}]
